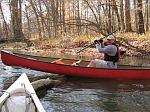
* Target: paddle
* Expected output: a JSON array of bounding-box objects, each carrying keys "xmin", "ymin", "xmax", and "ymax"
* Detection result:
[{"xmin": 76, "ymin": 31, "xmax": 117, "ymax": 54}]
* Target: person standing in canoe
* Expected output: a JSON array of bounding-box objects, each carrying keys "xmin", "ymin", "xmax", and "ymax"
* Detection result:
[{"xmin": 87, "ymin": 35, "xmax": 120, "ymax": 68}]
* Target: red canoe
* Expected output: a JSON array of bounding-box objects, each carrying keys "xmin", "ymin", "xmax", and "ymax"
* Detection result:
[{"xmin": 1, "ymin": 50, "xmax": 150, "ymax": 79}]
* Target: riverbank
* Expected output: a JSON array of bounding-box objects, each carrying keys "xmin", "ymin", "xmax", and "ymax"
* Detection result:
[{"xmin": 0, "ymin": 32, "xmax": 150, "ymax": 57}]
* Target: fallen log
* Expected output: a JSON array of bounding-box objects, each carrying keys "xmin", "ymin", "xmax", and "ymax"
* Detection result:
[
  {"xmin": 31, "ymin": 78, "xmax": 62, "ymax": 91},
  {"xmin": 3, "ymin": 75, "xmax": 64, "ymax": 92}
]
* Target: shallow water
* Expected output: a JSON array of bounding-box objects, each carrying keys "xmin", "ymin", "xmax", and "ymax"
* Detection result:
[
  {"xmin": 0, "ymin": 56, "xmax": 150, "ymax": 112},
  {"xmin": 41, "ymin": 77, "xmax": 150, "ymax": 112}
]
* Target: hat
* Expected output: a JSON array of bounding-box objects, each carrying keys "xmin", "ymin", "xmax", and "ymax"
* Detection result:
[{"xmin": 107, "ymin": 35, "xmax": 115, "ymax": 40}]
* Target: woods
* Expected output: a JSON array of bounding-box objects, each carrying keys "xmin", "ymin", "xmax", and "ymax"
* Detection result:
[{"xmin": 0, "ymin": 0, "xmax": 149, "ymax": 40}]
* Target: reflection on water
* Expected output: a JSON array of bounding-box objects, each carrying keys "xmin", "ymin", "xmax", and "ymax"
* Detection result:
[{"xmin": 0, "ymin": 55, "xmax": 150, "ymax": 112}]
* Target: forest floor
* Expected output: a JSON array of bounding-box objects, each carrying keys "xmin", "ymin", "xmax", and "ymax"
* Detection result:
[{"xmin": 0, "ymin": 32, "xmax": 150, "ymax": 59}]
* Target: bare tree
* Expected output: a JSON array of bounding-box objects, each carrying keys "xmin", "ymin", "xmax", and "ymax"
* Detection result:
[
  {"xmin": 125, "ymin": 0, "xmax": 132, "ymax": 32},
  {"xmin": 112, "ymin": 0, "xmax": 121, "ymax": 31},
  {"xmin": 11, "ymin": 0, "xmax": 24, "ymax": 40},
  {"xmin": 62, "ymin": 0, "xmax": 66, "ymax": 33},
  {"xmin": 137, "ymin": 0, "xmax": 145, "ymax": 34},
  {"xmin": 120, "ymin": 0, "xmax": 125, "ymax": 31},
  {"xmin": 0, "ymin": 1, "xmax": 9, "ymax": 38},
  {"xmin": 29, "ymin": 0, "xmax": 42, "ymax": 39},
  {"xmin": 1, "ymin": 0, "xmax": 150, "ymax": 40},
  {"xmin": 133, "ymin": 0, "xmax": 138, "ymax": 32},
  {"xmin": 24, "ymin": 4, "xmax": 31, "ymax": 38},
  {"xmin": 145, "ymin": 0, "xmax": 149, "ymax": 31}
]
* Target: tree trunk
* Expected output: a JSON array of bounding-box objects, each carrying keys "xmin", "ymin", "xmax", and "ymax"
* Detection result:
[
  {"xmin": 42, "ymin": 0, "xmax": 52, "ymax": 38},
  {"xmin": 51, "ymin": 0, "xmax": 59, "ymax": 37},
  {"xmin": 30, "ymin": 0, "xmax": 42, "ymax": 39},
  {"xmin": 145, "ymin": 0, "xmax": 149, "ymax": 31},
  {"xmin": 112, "ymin": 0, "xmax": 121, "ymax": 31},
  {"xmin": 38, "ymin": 0, "xmax": 45, "ymax": 38},
  {"xmin": 137, "ymin": 0, "xmax": 145, "ymax": 34},
  {"xmin": 25, "ymin": 4, "xmax": 31, "ymax": 39},
  {"xmin": 133, "ymin": 0, "xmax": 138, "ymax": 32},
  {"xmin": 62, "ymin": 0, "xmax": 66, "ymax": 33},
  {"xmin": 0, "ymin": 2, "xmax": 9, "ymax": 38},
  {"xmin": 107, "ymin": 0, "xmax": 112, "ymax": 33},
  {"xmin": 120, "ymin": 0, "xmax": 125, "ymax": 31},
  {"xmin": 125, "ymin": 0, "xmax": 132, "ymax": 32},
  {"xmin": 11, "ymin": 0, "xmax": 24, "ymax": 40},
  {"xmin": 77, "ymin": 0, "xmax": 81, "ymax": 34}
]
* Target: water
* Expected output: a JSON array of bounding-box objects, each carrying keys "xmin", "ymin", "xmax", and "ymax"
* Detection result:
[
  {"xmin": 0, "ymin": 56, "xmax": 150, "ymax": 112},
  {"xmin": 41, "ymin": 77, "xmax": 150, "ymax": 112}
]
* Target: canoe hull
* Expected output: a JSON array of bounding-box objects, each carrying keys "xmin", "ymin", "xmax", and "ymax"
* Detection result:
[
  {"xmin": 0, "ymin": 73, "xmax": 46, "ymax": 112},
  {"xmin": 1, "ymin": 50, "xmax": 150, "ymax": 79}
]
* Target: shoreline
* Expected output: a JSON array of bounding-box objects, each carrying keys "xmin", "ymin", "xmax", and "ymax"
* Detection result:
[{"xmin": 0, "ymin": 37, "xmax": 150, "ymax": 58}]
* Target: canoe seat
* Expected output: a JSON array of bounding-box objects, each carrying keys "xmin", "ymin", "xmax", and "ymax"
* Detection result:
[{"xmin": 51, "ymin": 59, "xmax": 64, "ymax": 64}]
